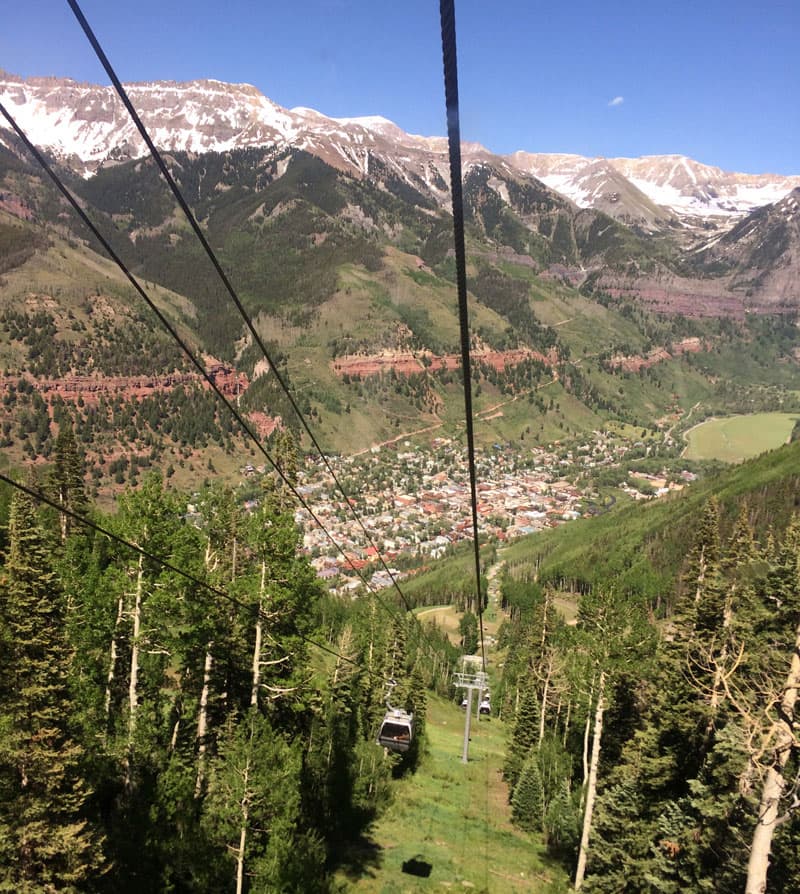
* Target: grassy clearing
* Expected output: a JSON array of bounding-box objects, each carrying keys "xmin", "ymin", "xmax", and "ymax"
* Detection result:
[
  {"xmin": 683, "ymin": 412, "xmax": 799, "ymax": 462},
  {"xmin": 416, "ymin": 604, "xmax": 504, "ymax": 646},
  {"xmin": 334, "ymin": 694, "xmax": 569, "ymax": 893},
  {"xmin": 416, "ymin": 605, "xmax": 462, "ymax": 645}
]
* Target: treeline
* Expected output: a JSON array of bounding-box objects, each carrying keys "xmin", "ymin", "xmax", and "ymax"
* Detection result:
[
  {"xmin": 505, "ymin": 442, "xmax": 800, "ymax": 618},
  {"xmin": 1, "ymin": 385, "xmax": 249, "ymax": 483},
  {"xmin": 0, "ymin": 426, "xmax": 454, "ymax": 892},
  {"xmin": 0, "ymin": 307, "xmax": 187, "ymax": 378},
  {"xmin": 498, "ymin": 492, "xmax": 800, "ymax": 891},
  {"xmin": 0, "ymin": 219, "xmax": 48, "ymax": 275}
]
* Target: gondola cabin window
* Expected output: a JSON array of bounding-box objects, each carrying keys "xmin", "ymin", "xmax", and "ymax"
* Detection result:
[{"xmin": 377, "ymin": 709, "xmax": 414, "ymax": 753}]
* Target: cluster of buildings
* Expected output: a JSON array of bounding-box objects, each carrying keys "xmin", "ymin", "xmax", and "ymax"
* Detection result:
[
  {"xmin": 294, "ymin": 438, "xmax": 598, "ymax": 592},
  {"xmin": 238, "ymin": 433, "xmax": 694, "ymax": 593}
]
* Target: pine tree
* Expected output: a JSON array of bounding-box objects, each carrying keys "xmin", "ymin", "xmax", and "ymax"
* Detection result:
[
  {"xmin": 511, "ymin": 752, "xmax": 545, "ymax": 832},
  {"xmin": 305, "ymin": 626, "xmax": 362, "ymax": 842},
  {"xmin": 744, "ymin": 515, "xmax": 800, "ymax": 894},
  {"xmin": 458, "ymin": 610, "xmax": 479, "ymax": 654},
  {"xmin": 722, "ymin": 502, "xmax": 756, "ymax": 573},
  {"xmin": 50, "ymin": 417, "xmax": 88, "ymax": 542},
  {"xmin": 545, "ymin": 779, "xmax": 581, "ymax": 863},
  {"xmin": 503, "ymin": 682, "xmax": 541, "ymax": 791},
  {"xmin": 202, "ymin": 712, "xmax": 322, "ymax": 893},
  {"xmin": 683, "ymin": 496, "xmax": 721, "ymax": 607},
  {"xmin": 0, "ymin": 484, "xmax": 105, "ymax": 889}
]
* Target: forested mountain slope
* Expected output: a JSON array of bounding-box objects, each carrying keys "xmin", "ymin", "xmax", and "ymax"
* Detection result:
[
  {"xmin": 0, "ymin": 436, "xmax": 456, "ymax": 891},
  {"xmin": 1, "ymin": 133, "xmax": 799, "ymax": 490},
  {"xmin": 503, "ymin": 439, "xmax": 800, "ymax": 613},
  {"xmin": 495, "ymin": 441, "xmax": 800, "ymax": 892}
]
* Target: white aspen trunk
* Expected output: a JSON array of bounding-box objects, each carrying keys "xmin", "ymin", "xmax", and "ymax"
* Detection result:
[
  {"xmin": 250, "ymin": 561, "xmax": 266, "ymax": 708},
  {"xmin": 539, "ymin": 653, "xmax": 552, "ymax": 745},
  {"xmin": 125, "ymin": 553, "xmax": 145, "ymax": 788},
  {"xmin": 540, "ymin": 587, "xmax": 550, "ymax": 653},
  {"xmin": 745, "ymin": 622, "xmax": 800, "ymax": 894},
  {"xmin": 581, "ymin": 677, "xmax": 595, "ymax": 801},
  {"xmin": 575, "ymin": 669, "xmax": 606, "ymax": 890},
  {"xmin": 59, "ymin": 486, "xmax": 68, "ymax": 543},
  {"xmin": 236, "ymin": 757, "xmax": 250, "ymax": 894},
  {"xmin": 103, "ymin": 590, "xmax": 126, "ymax": 743},
  {"xmin": 169, "ymin": 716, "xmax": 180, "ymax": 753},
  {"xmin": 194, "ymin": 647, "xmax": 214, "ymax": 797},
  {"xmin": 707, "ymin": 588, "xmax": 733, "ymax": 739},
  {"xmin": 563, "ymin": 699, "xmax": 572, "ymax": 747}
]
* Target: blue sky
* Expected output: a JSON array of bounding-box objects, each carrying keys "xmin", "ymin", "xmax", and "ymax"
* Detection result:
[{"xmin": 3, "ymin": 0, "xmax": 798, "ymax": 174}]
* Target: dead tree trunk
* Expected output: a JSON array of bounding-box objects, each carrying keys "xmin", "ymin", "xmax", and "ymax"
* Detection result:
[
  {"xmin": 539, "ymin": 652, "xmax": 554, "ymax": 745},
  {"xmin": 125, "ymin": 552, "xmax": 145, "ymax": 789},
  {"xmin": 745, "ymin": 622, "xmax": 800, "ymax": 894},
  {"xmin": 250, "ymin": 560, "xmax": 266, "ymax": 708},
  {"xmin": 235, "ymin": 753, "xmax": 250, "ymax": 894},
  {"xmin": 705, "ymin": 586, "xmax": 734, "ymax": 744},
  {"xmin": 103, "ymin": 589, "xmax": 126, "ymax": 744},
  {"xmin": 194, "ymin": 647, "xmax": 214, "ymax": 797},
  {"xmin": 575, "ymin": 669, "xmax": 606, "ymax": 890},
  {"xmin": 581, "ymin": 676, "xmax": 595, "ymax": 804}
]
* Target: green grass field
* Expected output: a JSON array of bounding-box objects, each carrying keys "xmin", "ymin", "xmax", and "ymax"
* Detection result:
[
  {"xmin": 682, "ymin": 412, "xmax": 799, "ymax": 463},
  {"xmin": 335, "ymin": 693, "xmax": 569, "ymax": 893}
]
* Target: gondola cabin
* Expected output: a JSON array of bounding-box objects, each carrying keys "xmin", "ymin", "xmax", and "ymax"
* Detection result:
[
  {"xmin": 377, "ymin": 708, "xmax": 415, "ymax": 753},
  {"xmin": 478, "ymin": 699, "xmax": 491, "ymax": 716}
]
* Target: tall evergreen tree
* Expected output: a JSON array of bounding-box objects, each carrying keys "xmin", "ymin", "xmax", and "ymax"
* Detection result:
[
  {"xmin": 512, "ymin": 752, "xmax": 545, "ymax": 832},
  {"xmin": 503, "ymin": 682, "xmax": 541, "ymax": 792},
  {"xmin": 50, "ymin": 418, "xmax": 88, "ymax": 543},
  {"xmin": 0, "ymin": 484, "xmax": 105, "ymax": 890}
]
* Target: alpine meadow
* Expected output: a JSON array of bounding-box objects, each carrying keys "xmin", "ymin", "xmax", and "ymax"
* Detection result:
[{"xmin": 1, "ymin": 2, "xmax": 800, "ymax": 892}]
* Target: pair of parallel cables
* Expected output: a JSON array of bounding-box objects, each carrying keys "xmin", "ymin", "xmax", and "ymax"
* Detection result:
[{"xmin": 0, "ymin": 0, "xmax": 487, "ymax": 674}]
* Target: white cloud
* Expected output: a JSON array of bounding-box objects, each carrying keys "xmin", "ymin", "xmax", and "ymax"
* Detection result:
[{"xmin": 608, "ymin": 96, "xmax": 625, "ymax": 107}]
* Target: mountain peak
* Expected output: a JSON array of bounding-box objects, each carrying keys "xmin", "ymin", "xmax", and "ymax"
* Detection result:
[{"xmin": 1, "ymin": 71, "xmax": 799, "ymax": 225}]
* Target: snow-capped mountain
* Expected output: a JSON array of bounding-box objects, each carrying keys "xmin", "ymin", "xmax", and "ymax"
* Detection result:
[
  {"xmin": 510, "ymin": 152, "xmax": 675, "ymax": 231},
  {"xmin": 608, "ymin": 155, "xmax": 800, "ymax": 219},
  {"xmin": 689, "ymin": 187, "xmax": 800, "ymax": 304},
  {"xmin": 512, "ymin": 152, "xmax": 800, "ymax": 224},
  {"xmin": 0, "ymin": 70, "xmax": 463, "ymax": 202},
  {"xmin": 1, "ymin": 70, "xmax": 799, "ymax": 230}
]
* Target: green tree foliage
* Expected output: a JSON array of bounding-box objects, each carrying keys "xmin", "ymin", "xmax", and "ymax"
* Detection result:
[
  {"xmin": 578, "ymin": 504, "xmax": 800, "ymax": 893},
  {"xmin": 202, "ymin": 712, "xmax": 323, "ymax": 893},
  {"xmin": 511, "ymin": 752, "xmax": 545, "ymax": 832},
  {"xmin": 544, "ymin": 780, "xmax": 581, "ymax": 863},
  {"xmin": 49, "ymin": 417, "xmax": 88, "ymax": 541},
  {"xmin": 503, "ymin": 683, "xmax": 541, "ymax": 792},
  {"xmin": 0, "ymin": 417, "xmax": 446, "ymax": 891},
  {"xmin": 458, "ymin": 610, "xmax": 479, "ymax": 655},
  {"xmin": 0, "ymin": 484, "xmax": 105, "ymax": 890}
]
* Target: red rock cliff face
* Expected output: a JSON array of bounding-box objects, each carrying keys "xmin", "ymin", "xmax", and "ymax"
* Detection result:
[
  {"xmin": 0, "ymin": 363, "xmax": 249, "ymax": 405},
  {"xmin": 607, "ymin": 337, "xmax": 707, "ymax": 372},
  {"xmin": 331, "ymin": 347, "xmax": 551, "ymax": 378}
]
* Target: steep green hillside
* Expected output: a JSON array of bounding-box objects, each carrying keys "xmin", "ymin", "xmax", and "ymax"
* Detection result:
[
  {"xmin": 1, "ymin": 140, "xmax": 799, "ymax": 477},
  {"xmin": 501, "ymin": 439, "xmax": 800, "ymax": 612}
]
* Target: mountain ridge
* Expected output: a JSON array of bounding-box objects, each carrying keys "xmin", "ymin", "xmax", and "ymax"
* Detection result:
[{"xmin": 3, "ymin": 70, "xmax": 799, "ymax": 231}]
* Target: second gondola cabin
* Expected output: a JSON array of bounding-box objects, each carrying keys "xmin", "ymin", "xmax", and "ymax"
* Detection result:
[{"xmin": 377, "ymin": 708, "xmax": 415, "ymax": 753}]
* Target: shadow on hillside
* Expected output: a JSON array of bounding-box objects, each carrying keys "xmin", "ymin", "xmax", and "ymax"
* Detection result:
[
  {"xmin": 402, "ymin": 856, "xmax": 433, "ymax": 878},
  {"xmin": 329, "ymin": 830, "xmax": 383, "ymax": 882}
]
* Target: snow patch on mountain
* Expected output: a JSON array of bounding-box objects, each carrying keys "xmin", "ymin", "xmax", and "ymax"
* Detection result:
[{"xmin": 2, "ymin": 72, "xmax": 799, "ymax": 226}]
